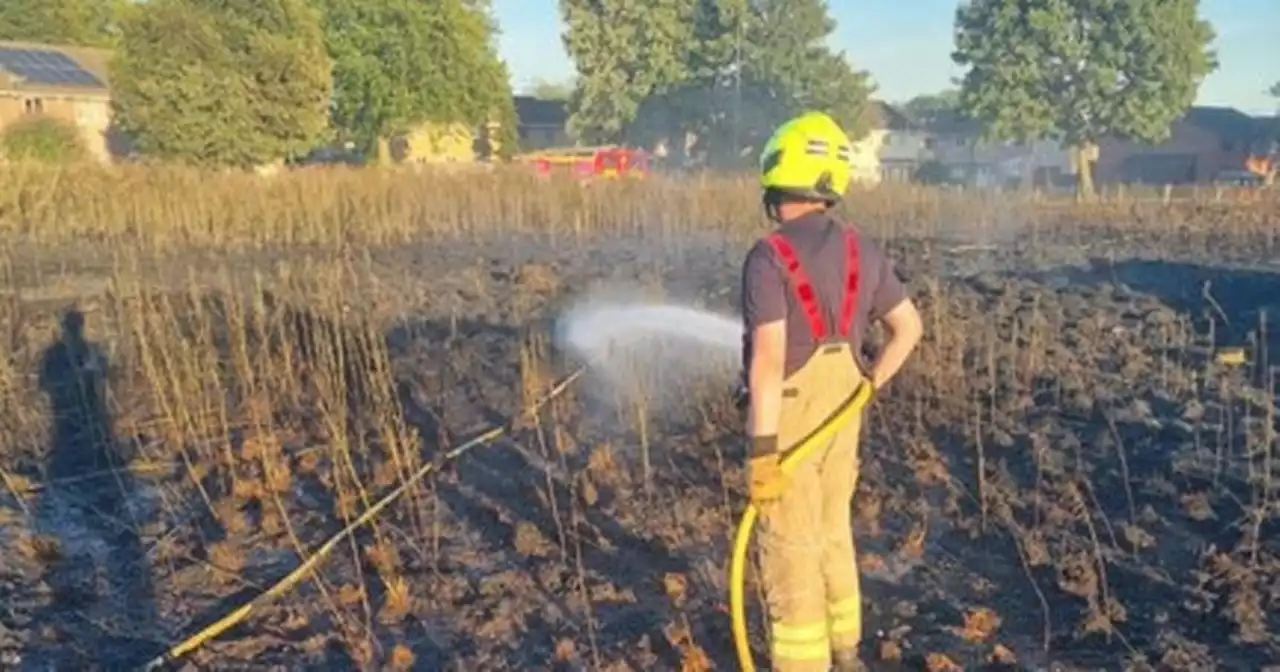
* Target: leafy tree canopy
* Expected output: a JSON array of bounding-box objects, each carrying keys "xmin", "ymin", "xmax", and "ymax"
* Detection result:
[
  {"xmin": 560, "ymin": 0, "xmax": 696, "ymax": 144},
  {"xmin": 952, "ymin": 0, "xmax": 1216, "ymax": 196},
  {"xmin": 0, "ymin": 0, "xmax": 127, "ymax": 48},
  {"xmin": 561, "ymin": 0, "xmax": 873, "ymax": 164},
  {"xmin": 739, "ymin": 0, "xmax": 873, "ymax": 138},
  {"xmin": 316, "ymin": 0, "xmax": 515, "ymax": 160},
  {"xmin": 110, "ymin": 0, "xmax": 332, "ymax": 167}
]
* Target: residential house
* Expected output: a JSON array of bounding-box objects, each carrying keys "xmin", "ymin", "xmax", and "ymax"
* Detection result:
[
  {"xmin": 391, "ymin": 96, "xmax": 570, "ymax": 164},
  {"xmin": 869, "ymin": 101, "xmax": 930, "ymax": 182},
  {"xmin": 513, "ymin": 96, "xmax": 571, "ymax": 151},
  {"xmin": 1095, "ymin": 106, "xmax": 1270, "ymax": 185},
  {"xmin": 838, "ymin": 101, "xmax": 895, "ymax": 184},
  {"xmin": 0, "ymin": 40, "xmax": 123, "ymax": 162},
  {"xmin": 925, "ymin": 112, "xmax": 1073, "ymax": 188},
  {"xmin": 393, "ymin": 121, "xmax": 496, "ymax": 163},
  {"xmin": 830, "ymin": 101, "xmax": 902, "ymax": 184}
]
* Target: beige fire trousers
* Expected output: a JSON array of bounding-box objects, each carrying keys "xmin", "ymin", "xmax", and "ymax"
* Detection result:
[{"xmin": 756, "ymin": 342, "xmax": 865, "ymax": 671}]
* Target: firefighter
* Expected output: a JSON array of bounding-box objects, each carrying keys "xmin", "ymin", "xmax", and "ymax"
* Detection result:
[{"xmin": 740, "ymin": 111, "xmax": 924, "ymax": 671}]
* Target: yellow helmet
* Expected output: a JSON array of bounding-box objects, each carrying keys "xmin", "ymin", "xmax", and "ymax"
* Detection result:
[{"xmin": 759, "ymin": 111, "xmax": 854, "ymax": 202}]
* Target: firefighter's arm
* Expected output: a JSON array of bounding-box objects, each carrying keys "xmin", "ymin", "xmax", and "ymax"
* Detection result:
[
  {"xmin": 746, "ymin": 318, "xmax": 790, "ymax": 503},
  {"xmin": 746, "ymin": 319, "xmax": 787, "ymax": 439},
  {"xmin": 740, "ymin": 240, "xmax": 787, "ymax": 443},
  {"xmin": 869, "ymin": 298, "xmax": 922, "ymax": 389}
]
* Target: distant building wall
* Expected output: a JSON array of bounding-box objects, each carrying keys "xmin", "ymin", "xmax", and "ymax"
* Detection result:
[
  {"xmin": 0, "ymin": 92, "xmax": 115, "ymax": 162},
  {"xmin": 1096, "ymin": 119, "xmax": 1247, "ymax": 184},
  {"xmin": 396, "ymin": 122, "xmax": 478, "ymax": 163},
  {"xmin": 849, "ymin": 128, "xmax": 886, "ymax": 184}
]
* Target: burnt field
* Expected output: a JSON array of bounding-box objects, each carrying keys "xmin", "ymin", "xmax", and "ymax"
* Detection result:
[{"xmin": 0, "ymin": 166, "xmax": 1278, "ymax": 671}]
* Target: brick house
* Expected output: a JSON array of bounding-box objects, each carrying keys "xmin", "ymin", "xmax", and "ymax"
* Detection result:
[
  {"xmin": 0, "ymin": 40, "xmax": 124, "ymax": 162},
  {"xmin": 1094, "ymin": 106, "xmax": 1265, "ymax": 185}
]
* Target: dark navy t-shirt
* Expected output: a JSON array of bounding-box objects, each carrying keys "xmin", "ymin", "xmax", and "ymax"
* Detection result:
[{"xmin": 741, "ymin": 212, "xmax": 907, "ymax": 378}]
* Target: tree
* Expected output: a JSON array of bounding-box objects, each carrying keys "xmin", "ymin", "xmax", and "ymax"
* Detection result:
[
  {"xmin": 316, "ymin": 0, "xmax": 516, "ymax": 163},
  {"xmin": 952, "ymin": 0, "xmax": 1216, "ymax": 198},
  {"xmin": 1271, "ymin": 81, "xmax": 1280, "ymax": 100},
  {"xmin": 562, "ymin": 0, "xmax": 873, "ymax": 166},
  {"xmin": 110, "ymin": 0, "xmax": 332, "ymax": 167},
  {"xmin": 561, "ymin": 0, "xmax": 696, "ymax": 144},
  {"xmin": 741, "ymin": 0, "xmax": 874, "ymax": 140},
  {"xmin": 0, "ymin": 0, "xmax": 128, "ymax": 47}
]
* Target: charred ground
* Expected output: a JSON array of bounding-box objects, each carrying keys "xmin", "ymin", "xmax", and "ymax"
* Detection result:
[{"xmin": 0, "ymin": 176, "xmax": 1278, "ymax": 671}]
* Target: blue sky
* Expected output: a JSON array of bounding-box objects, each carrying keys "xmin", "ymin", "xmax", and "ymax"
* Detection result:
[{"xmin": 492, "ymin": 0, "xmax": 1279, "ymax": 116}]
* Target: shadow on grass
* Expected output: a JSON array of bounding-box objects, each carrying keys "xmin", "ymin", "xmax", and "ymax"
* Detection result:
[{"xmin": 24, "ymin": 309, "xmax": 158, "ymax": 670}]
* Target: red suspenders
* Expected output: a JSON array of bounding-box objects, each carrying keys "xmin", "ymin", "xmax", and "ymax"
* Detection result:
[{"xmin": 764, "ymin": 228, "xmax": 861, "ymax": 341}]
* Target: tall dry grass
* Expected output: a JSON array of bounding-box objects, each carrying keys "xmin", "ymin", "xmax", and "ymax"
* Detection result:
[
  {"xmin": 0, "ymin": 162, "xmax": 1277, "ymax": 668},
  {"xmin": 1, "ymin": 163, "xmax": 1274, "ymax": 250}
]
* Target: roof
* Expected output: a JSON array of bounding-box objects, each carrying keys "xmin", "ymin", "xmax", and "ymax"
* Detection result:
[
  {"xmin": 0, "ymin": 40, "xmax": 111, "ymax": 97},
  {"xmin": 514, "ymin": 96, "xmax": 568, "ymax": 127},
  {"xmin": 866, "ymin": 100, "xmax": 915, "ymax": 131},
  {"xmin": 1180, "ymin": 106, "xmax": 1261, "ymax": 143},
  {"xmin": 922, "ymin": 108, "xmax": 982, "ymax": 135},
  {"xmin": 1252, "ymin": 114, "xmax": 1278, "ymax": 141}
]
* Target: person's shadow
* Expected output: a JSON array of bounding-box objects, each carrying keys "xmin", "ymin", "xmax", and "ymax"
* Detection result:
[{"xmin": 25, "ymin": 309, "xmax": 158, "ymax": 669}]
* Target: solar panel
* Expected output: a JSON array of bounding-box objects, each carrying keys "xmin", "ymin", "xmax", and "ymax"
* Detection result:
[
  {"xmin": 67, "ymin": 71, "xmax": 101, "ymax": 86},
  {"xmin": 0, "ymin": 47, "xmax": 104, "ymax": 89}
]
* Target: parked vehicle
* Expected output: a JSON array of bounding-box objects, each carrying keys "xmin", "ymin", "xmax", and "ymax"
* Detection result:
[{"xmin": 514, "ymin": 145, "xmax": 650, "ymax": 181}]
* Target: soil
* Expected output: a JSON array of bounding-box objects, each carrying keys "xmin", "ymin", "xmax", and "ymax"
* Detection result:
[{"xmin": 1, "ymin": 226, "xmax": 1280, "ymax": 671}]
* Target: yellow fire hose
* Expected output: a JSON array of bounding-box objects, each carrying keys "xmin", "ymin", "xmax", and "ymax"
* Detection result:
[
  {"xmin": 729, "ymin": 381, "xmax": 873, "ymax": 672},
  {"xmin": 137, "ymin": 367, "xmax": 585, "ymax": 671}
]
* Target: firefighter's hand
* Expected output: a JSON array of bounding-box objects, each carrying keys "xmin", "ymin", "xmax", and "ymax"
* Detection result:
[
  {"xmin": 748, "ymin": 436, "xmax": 788, "ymax": 504},
  {"xmin": 732, "ymin": 380, "xmax": 749, "ymax": 411}
]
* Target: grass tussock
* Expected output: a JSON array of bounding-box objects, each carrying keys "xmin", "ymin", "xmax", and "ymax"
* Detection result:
[{"xmin": 0, "ymin": 162, "xmax": 1278, "ymax": 669}]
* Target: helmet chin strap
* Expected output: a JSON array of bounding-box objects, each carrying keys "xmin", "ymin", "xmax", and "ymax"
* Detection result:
[
  {"xmin": 762, "ymin": 192, "xmax": 783, "ymax": 223},
  {"xmin": 762, "ymin": 189, "xmax": 835, "ymax": 224}
]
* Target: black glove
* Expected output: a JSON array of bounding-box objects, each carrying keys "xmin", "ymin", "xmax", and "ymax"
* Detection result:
[{"xmin": 732, "ymin": 378, "xmax": 749, "ymax": 411}]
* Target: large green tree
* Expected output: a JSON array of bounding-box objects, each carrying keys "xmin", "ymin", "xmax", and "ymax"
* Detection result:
[
  {"xmin": 741, "ymin": 0, "xmax": 873, "ymax": 138},
  {"xmin": 952, "ymin": 0, "xmax": 1216, "ymax": 198},
  {"xmin": 562, "ymin": 0, "xmax": 873, "ymax": 166},
  {"xmin": 110, "ymin": 0, "xmax": 332, "ymax": 167},
  {"xmin": 315, "ymin": 0, "xmax": 516, "ymax": 163},
  {"xmin": 0, "ymin": 0, "xmax": 127, "ymax": 47},
  {"xmin": 561, "ymin": 0, "xmax": 696, "ymax": 144}
]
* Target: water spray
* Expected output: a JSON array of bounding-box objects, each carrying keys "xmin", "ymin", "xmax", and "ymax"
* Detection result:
[{"xmin": 555, "ymin": 299, "xmax": 742, "ymax": 395}]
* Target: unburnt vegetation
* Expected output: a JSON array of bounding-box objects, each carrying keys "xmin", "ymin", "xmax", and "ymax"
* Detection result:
[{"xmin": 0, "ymin": 164, "xmax": 1277, "ymax": 670}]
